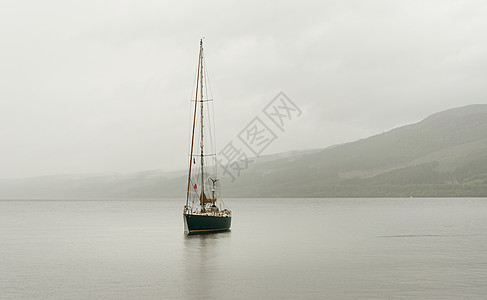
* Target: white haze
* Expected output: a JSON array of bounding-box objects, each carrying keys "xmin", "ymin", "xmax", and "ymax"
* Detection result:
[{"xmin": 1, "ymin": 0, "xmax": 486, "ymax": 178}]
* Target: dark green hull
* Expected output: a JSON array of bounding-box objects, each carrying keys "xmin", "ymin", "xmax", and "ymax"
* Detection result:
[{"xmin": 183, "ymin": 213, "xmax": 231, "ymax": 234}]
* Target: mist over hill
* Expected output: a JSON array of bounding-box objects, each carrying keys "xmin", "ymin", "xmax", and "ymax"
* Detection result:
[
  {"xmin": 2, "ymin": 104, "xmax": 487, "ymax": 198},
  {"xmin": 222, "ymin": 104, "xmax": 487, "ymax": 197}
]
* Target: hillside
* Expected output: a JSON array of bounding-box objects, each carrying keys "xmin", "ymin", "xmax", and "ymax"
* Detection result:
[
  {"xmin": 221, "ymin": 104, "xmax": 487, "ymax": 197},
  {"xmin": 1, "ymin": 104, "xmax": 487, "ymax": 198}
]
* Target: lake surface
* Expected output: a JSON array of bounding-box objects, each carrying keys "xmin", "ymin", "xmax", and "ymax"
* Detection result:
[{"xmin": 1, "ymin": 198, "xmax": 487, "ymax": 299}]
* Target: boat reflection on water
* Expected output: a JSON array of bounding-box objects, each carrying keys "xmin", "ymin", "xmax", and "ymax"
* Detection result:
[{"xmin": 182, "ymin": 231, "xmax": 232, "ymax": 298}]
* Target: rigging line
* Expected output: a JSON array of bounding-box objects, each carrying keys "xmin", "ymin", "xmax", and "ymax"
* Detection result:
[
  {"xmin": 202, "ymin": 54, "xmax": 216, "ymax": 178},
  {"xmin": 187, "ymin": 45, "xmax": 201, "ymax": 157},
  {"xmin": 186, "ymin": 40, "xmax": 203, "ymax": 208},
  {"xmin": 202, "ymin": 54, "xmax": 218, "ymax": 180},
  {"xmin": 187, "ymin": 98, "xmax": 195, "ymax": 161},
  {"xmin": 205, "ymin": 104, "xmax": 214, "ymax": 163},
  {"xmin": 210, "ymin": 88, "xmax": 218, "ymax": 180}
]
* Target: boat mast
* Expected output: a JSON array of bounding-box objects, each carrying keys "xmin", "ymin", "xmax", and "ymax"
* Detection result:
[
  {"xmin": 199, "ymin": 40, "xmax": 205, "ymax": 211},
  {"xmin": 186, "ymin": 40, "xmax": 203, "ymax": 208}
]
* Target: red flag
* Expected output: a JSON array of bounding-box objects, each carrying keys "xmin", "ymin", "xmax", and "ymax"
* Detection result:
[{"xmin": 193, "ymin": 184, "xmax": 197, "ymax": 189}]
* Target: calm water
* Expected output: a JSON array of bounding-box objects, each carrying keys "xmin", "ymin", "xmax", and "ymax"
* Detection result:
[{"xmin": 1, "ymin": 198, "xmax": 487, "ymax": 299}]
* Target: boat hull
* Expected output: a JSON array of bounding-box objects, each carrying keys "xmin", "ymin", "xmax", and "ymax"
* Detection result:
[{"xmin": 183, "ymin": 213, "xmax": 231, "ymax": 234}]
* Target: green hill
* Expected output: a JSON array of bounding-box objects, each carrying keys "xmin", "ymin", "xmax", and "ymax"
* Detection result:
[
  {"xmin": 1, "ymin": 104, "xmax": 487, "ymax": 198},
  {"xmin": 221, "ymin": 104, "xmax": 487, "ymax": 197}
]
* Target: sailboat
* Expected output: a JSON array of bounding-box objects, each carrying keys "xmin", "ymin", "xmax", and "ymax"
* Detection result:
[{"xmin": 183, "ymin": 39, "xmax": 232, "ymax": 234}]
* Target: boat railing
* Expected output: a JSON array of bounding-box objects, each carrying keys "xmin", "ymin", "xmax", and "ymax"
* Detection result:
[{"xmin": 185, "ymin": 210, "xmax": 231, "ymax": 217}]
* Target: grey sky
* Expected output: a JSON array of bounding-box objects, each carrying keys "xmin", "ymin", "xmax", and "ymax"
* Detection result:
[{"xmin": 1, "ymin": 0, "xmax": 486, "ymax": 178}]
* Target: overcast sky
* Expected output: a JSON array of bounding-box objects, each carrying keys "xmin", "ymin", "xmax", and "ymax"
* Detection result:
[{"xmin": 1, "ymin": 0, "xmax": 486, "ymax": 178}]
